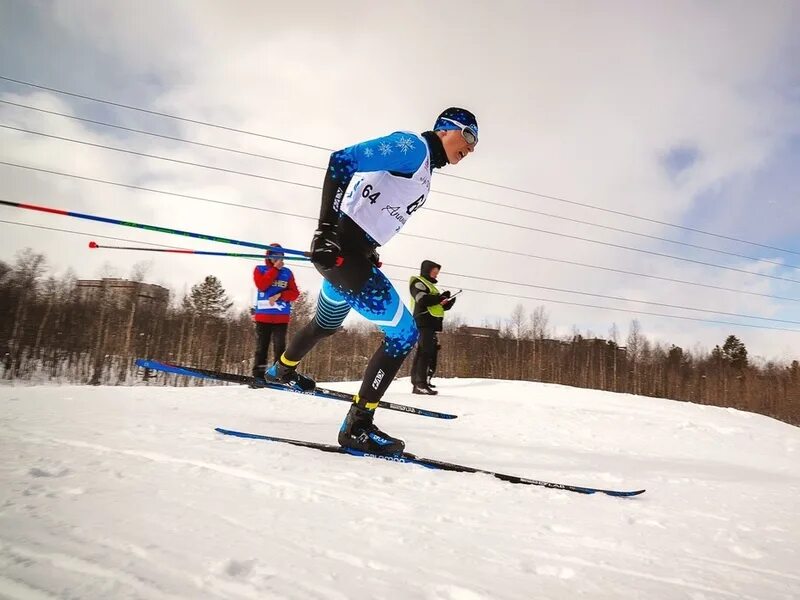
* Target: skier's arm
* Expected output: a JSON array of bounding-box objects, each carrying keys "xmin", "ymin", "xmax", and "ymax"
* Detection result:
[
  {"xmin": 279, "ymin": 273, "xmax": 300, "ymax": 302},
  {"xmin": 253, "ymin": 265, "xmax": 279, "ymax": 292}
]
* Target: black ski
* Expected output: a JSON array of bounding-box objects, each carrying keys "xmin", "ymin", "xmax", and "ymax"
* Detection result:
[
  {"xmin": 215, "ymin": 427, "xmax": 646, "ymax": 497},
  {"xmin": 136, "ymin": 358, "xmax": 457, "ymax": 420}
]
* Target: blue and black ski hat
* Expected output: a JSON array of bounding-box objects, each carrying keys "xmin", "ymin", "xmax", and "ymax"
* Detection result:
[{"xmin": 433, "ymin": 107, "xmax": 478, "ymax": 142}]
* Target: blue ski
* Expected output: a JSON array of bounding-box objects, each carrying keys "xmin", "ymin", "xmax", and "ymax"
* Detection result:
[
  {"xmin": 135, "ymin": 358, "xmax": 457, "ymax": 420},
  {"xmin": 214, "ymin": 427, "xmax": 646, "ymax": 497}
]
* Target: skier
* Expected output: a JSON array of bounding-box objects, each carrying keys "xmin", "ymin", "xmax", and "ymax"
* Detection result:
[
  {"xmin": 251, "ymin": 243, "xmax": 300, "ymax": 381},
  {"xmin": 409, "ymin": 260, "xmax": 456, "ymax": 395},
  {"xmin": 264, "ymin": 107, "xmax": 479, "ymax": 454}
]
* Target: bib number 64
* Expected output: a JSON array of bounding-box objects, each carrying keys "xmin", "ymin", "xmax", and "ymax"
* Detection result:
[{"xmin": 362, "ymin": 184, "xmax": 382, "ymax": 204}]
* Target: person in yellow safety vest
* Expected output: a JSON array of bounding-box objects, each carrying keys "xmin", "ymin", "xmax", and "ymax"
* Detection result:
[{"xmin": 409, "ymin": 260, "xmax": 456, "ymax": 395}]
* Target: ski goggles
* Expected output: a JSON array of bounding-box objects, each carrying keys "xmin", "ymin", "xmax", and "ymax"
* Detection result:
[{"xmin": 438, "ymin": 117, "xmax": 479, "ymax": 146}]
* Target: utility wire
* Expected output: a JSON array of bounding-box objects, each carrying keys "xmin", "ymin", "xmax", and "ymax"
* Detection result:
[
  {"xmin": 0, "ymin": 75, "xmax": 331, "ymax": 151},
  {"xmin": 3, "ymin": 99, "xmax": 796, "ymax": 270},
  {"xmin": 0, "ymin": 99, "xmax": 326, "ymax": 172},
  {"xmin": 3, "ymin": 159, "xmax": 800, "ymax": 303},
  {"xmin": 3, "ymin": 218, "xmax": 798, "ymax": 330},
  {"xmin": 3, "ymin": 125, "xmax": 799, "ymax": 285},
  {"xmin": 3, "ymin": 74, "xmax": 797, "ymax": 257}
]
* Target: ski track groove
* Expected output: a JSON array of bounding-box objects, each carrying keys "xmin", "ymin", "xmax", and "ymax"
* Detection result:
[
  {"xmin": 523, "ymin": 549, "xmax": 763, "ymax": 599},
  {"xmin": 0, "ymin": 541, "xmax": 186, "ymax": 600},
  {"xmin": 691, "ymin": 555, "xmax": 800, "ymax": 583},
  {"xmin": 0, "ymin": 574, "xmax": 60, "ymax": 600}
]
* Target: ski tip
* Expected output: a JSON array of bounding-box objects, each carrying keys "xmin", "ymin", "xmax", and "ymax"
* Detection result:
[{"xmin": 606, "ymin": 489, "xmax": 646, "ymax": 497}]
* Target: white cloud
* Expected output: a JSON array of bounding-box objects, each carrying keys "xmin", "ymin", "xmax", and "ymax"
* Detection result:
[{"xmin": 1, "ymin": 0, "xmax": 799, "ymax": 359}]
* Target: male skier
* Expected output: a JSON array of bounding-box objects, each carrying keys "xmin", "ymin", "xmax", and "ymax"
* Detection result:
[{"xmin": 265, "ymin": 107, "xmax": 479, "ymax": 454}]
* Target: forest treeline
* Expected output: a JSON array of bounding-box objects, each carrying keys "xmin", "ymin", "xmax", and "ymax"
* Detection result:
[{"xmin": 2, "ymin": 249, "xmax": 798, "ymax": 426}]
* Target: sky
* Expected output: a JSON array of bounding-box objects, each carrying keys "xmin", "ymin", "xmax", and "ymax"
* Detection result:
[{"xmin": 1, "ymin": 0, "xmax": 799, "ymax": 362}]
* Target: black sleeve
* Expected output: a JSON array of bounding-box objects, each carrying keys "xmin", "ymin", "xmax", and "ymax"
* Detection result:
[
  {"xmin": 411, "ymin": 279, "xmax": 441, "ymax": 307},
  {"xmin": 319, "ymin": 149, "xmax": 357, "ymax": 227}
]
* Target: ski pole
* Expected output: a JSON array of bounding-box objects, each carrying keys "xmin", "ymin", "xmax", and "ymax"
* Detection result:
[
  {"xmin": 0, "ymin": 199, "xmax": 310, "ymax": 257},
  {"xmin": 87, "ymin": 241, "xmax": 311, "ymax": 261}
]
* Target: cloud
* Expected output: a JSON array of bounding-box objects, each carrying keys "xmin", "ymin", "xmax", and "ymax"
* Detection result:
[{"xmin": 1, "ymin": 0, "xmax": 799, "ymax": 359}]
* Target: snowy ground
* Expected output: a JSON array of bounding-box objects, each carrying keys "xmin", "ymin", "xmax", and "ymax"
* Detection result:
[{"xmin": 1, "ymin": 378, "xmax": 798, "ymax": 600}]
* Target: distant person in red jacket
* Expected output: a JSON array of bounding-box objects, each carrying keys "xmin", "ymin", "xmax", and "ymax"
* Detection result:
[{"xmin": 252, "ymin": 243, "xmax": 300, "ymax": 379}]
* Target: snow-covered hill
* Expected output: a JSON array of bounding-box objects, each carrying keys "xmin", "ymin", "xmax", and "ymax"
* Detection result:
[{"xmin": 1, "ymin": 378, "xmax": 798, "ymax": 599}]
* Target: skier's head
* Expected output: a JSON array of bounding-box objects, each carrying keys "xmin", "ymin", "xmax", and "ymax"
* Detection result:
[
  {"xmin": 434, "ymin": 107, "xmax": 478, "ymax": 165},
  {"xmin": 265, "ymin": 243, "xmax": 284, "ymax": 266},
  {"xmin": 421, "ymin": 259, "xmax": 441, "ymax": 282}
]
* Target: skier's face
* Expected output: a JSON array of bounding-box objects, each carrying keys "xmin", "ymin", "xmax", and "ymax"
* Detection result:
[
  {"xmin": 440, "ymin": 129, "xmax": 476, "ymax": 165},
  {"xmin": 429, "ymin": 266, "xmax": 440, "ymax": 279}
]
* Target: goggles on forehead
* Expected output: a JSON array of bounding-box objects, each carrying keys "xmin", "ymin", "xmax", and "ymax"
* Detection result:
[{"xmin": 439, "ymin": 117, "xmax": 478, "ymax": 145}]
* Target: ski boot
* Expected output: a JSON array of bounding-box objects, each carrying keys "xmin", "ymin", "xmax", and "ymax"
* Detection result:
[
  {"xmin": 264, "ymin": 358, "xmax": 316, "ymax": 391},
  {"xmin": 412, "ymin": 384, "xmax": 438, "ymax": 395},
  {"xmin": 249, "ymin": 365, "xmax": 266, "ymax": 389},
  {"xmin": 338, "ymin": 403, "xmax": 405, "ymax": 455}
]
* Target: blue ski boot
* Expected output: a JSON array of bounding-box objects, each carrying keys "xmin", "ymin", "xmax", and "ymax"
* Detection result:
[{"xmin": 264, "ymin": 358, "xmax": 316, "ymax": 391}]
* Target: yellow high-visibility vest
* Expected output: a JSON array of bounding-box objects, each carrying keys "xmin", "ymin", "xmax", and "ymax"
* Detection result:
[{"xmin": 410, "ymin": 275, "xmax": 445, "ymax": 318}]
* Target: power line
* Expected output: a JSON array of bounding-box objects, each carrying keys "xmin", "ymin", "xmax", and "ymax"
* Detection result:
[
  {"xmin": 3, "ymin": 73, "xmax": 797, "ymax": 258},
  {"xmin": 0, "ymin": 124, "xmax": 321, "ymax": 191},
  {"xmin": 0, "ymin": 160, "xmax": 315, "ymax": 220},
  {"xmin": 3, "ymin": 218, "xmax": 798, "ymax": 331},
  {"xmin": 3, "ymin": 126, "xmax": 799, "ymax": 285},
  {"xmin": 403, "ymin": 231, "xmax": 800, "ymax": 304},
  {"xmin": 4, "ymin": 159, "xmax": 800, "ymax": 301},
  {"xmin": 4, "ymin": 99, "xmax": 797, "ymax": 271},
  {"xmin": 0, "ymin": 99, "xmax": 327, "ymax": 173},
  {"xmin": 0, "ymin": 75, "xmax": 331, "ymax": 151},
  {"xmin": 407, "ymin": 266, "xmax": 800, "ymax": 326},
  {"xmin": 442, "ymin": 285, "xmax": 800, "ymax": 334},
  {"xmin": 437, "ymin": 173, "xmax": 800, "ymax": 258},
  {"xmin": 431, "ymin": 205, "xmax": 800, "ymax": 281}
]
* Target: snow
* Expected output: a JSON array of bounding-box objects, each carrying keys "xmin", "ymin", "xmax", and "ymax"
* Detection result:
[{"xmin": 1, "ymin": 378, "xmax": 798, "ymax": 599}]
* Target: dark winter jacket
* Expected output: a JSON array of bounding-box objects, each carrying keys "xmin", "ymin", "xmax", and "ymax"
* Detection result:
[{"xmin": 409, "ymin": 260, "xmax": 455, "ymax": 331}]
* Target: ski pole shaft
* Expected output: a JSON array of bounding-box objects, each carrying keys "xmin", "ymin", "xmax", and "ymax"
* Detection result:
[
  {"xmin": 0, "ymin": 199, "xmax": 310, "ymax": 257},
  {"xmin": 87, "ymin": 241, "xmax": 311, "ymax": 260}
]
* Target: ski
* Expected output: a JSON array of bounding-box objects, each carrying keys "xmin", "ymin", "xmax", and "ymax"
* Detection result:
[
  {"xmin": 135, "ymin": 358, "xmax": 457, "ymax": 420},
  {"xmin": 214, "ymin": 427, "xmax": 646, "ymax": 497}
]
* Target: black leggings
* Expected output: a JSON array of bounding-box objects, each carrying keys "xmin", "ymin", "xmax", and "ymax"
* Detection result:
[
  {"xmin": 253, "ymin": 322, "xmax": 288, "ymax": 374},
  {"xmin": 411, "ymin": 328, "xmax": 438, "ymax": 386}
]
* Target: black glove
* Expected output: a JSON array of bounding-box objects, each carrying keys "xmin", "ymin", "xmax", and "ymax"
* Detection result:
[
  {"xmin": 310, "ymin": 223, "xmax": 342, "ymax": 269},
  {"xmin": 440, "ymin": 290, "xmax": 452, "ymax": 299},
  {"xmin": 368, "ymin": 248, "xmax": 382, "ymax": 267}
]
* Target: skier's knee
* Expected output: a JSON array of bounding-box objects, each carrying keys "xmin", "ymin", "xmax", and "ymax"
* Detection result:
[{"xmin": 383, "ymin": 323, "xmax": 418, "ymax": 358}]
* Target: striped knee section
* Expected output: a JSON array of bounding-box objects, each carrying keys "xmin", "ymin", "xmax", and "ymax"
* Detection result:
[{"xmin": 315, "ymin": 292, "xmax": 350, "ymax": 329}]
